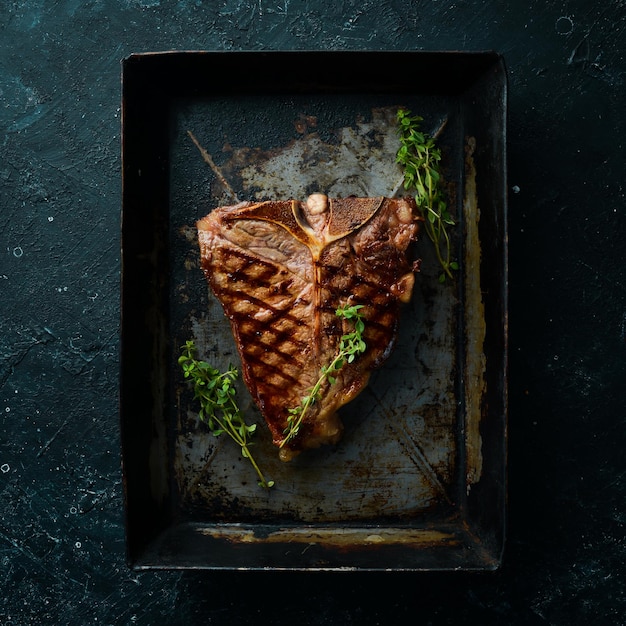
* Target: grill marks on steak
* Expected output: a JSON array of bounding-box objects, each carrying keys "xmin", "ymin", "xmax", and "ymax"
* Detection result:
[{"xmin": 197, "ymin": 194, "xmax": 419, "ymax": 461}]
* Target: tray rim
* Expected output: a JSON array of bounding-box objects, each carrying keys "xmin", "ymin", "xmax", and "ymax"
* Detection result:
[{"xmin": 120, "ymin": 49, "xmax": 508, "ymax": 572}]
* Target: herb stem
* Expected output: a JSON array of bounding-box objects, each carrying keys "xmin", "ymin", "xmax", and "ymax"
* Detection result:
[
  {"xmin": 281, "ymin": 304, "xmax": 366, "ymax": 448},
  {"xmin": 179, "ymin": 341, "xmax": 274, "ymax": 489},
  {"xmin": 396, "ymin": 108, "xmax": 457, "ymax": 282}
]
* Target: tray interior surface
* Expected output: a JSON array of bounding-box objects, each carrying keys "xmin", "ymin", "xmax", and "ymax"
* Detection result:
[{"xmin": 121, "ymin": 51, "xmax": 507, "ymax": 571}]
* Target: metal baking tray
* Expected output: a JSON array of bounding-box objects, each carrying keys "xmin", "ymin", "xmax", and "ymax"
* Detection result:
[{"xmin": 120, "ymin": 50, "xmax": 507, "ymax": 571}]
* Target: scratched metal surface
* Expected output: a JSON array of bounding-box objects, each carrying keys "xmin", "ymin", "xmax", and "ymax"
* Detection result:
[{"xmin": 169, "ymin": 98, "xmax": 460, "ymax": 522}]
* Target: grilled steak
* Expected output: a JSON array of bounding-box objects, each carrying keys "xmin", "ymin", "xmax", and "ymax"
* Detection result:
[{"xmin": 197, "ymin": 194, "xmax": 419, "ymax": 461}]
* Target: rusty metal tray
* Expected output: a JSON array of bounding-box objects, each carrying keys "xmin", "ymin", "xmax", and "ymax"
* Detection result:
[{"xmin": 120, "ymin": 50, "xmax": 507, "ymax": 571}]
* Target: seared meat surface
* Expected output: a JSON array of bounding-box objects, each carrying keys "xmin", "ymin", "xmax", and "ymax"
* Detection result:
[{"xmin": 197, "ymin": 194, "xmax": 419, "ymax": 461}]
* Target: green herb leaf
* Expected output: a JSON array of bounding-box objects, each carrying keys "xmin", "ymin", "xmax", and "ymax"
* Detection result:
[
  {"xmin": 281, "ymin": 304, "xmax": 367, "ymax": 448},
  {"xmin": 396, "ymin": 108, "xmax": 457, "ymax": 281},
  {"xmin": 179, "ymin": 341, "xmax": 273, "ymax": 489}
]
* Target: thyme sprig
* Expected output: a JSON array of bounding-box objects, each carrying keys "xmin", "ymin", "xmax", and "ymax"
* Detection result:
[
  {"xmin": 396, "ymin": 108, "xmax": 458, "ymax": 282},
  {"xmin": 178, "ymin": 340, "xmax": 274, "ymax": 489},
  {"xmin": 281, "ymin": 304, "xmax": 367, "ymax": 448}
]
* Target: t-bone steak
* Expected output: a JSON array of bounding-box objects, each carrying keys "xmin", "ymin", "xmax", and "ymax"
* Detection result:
[{"xmin": 196, "ymin": 193, "xmax": 420, "ymax": 461}]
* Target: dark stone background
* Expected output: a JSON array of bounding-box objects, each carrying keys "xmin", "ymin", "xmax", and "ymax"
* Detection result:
[{"xmin": 1, "ymin": 1, "xmax": 624, "ymax": 624}]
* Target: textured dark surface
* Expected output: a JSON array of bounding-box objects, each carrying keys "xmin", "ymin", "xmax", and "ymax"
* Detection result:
[{"xmin": 1, "ymin": 1, "xmax": 624, "ymax": 624}]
